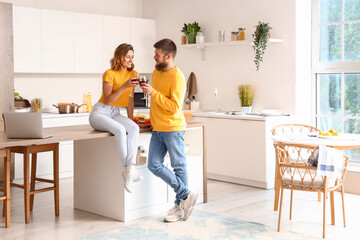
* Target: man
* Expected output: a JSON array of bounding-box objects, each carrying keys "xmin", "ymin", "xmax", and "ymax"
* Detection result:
[{"xmin": 141, "ymin": 39, "xmax": 197, "ymax": 222}]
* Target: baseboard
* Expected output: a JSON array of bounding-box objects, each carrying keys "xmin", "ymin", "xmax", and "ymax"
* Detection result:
[{"xmin": 207, "ymin": 173, "xmax": 270, "ymax": 189}]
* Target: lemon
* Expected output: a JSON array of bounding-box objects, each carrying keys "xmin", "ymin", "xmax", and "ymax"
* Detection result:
[
  {"xmin": 324, "ymin": 132, "xmax": 331, "ymax": 136},
  {"xmin": 319, "ymin": 131, "xmax": 325, "ymax": 136},
  {"xmin": 332, "ymin": 132, "xmax": 339, "ymax": 136}
]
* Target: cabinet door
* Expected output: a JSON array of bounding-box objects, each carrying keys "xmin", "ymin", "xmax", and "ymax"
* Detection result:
[
  {"xmin": 41, "ymin": 9, "xmax": 74, "ymax": 73},
  {"xmin": 103, "ymin": 16, "xmax": 131, "ymax": 69},
  {"xmin": 13, "ymin": 6, "xmax": 41, "ymax": 73},
  {"xmin": 74, "ymin": 13, "xmax": 103, "ymax": 73},
  {"xmin": 130, "ymin": 18, "xmax": 156, "ymax": 73}
]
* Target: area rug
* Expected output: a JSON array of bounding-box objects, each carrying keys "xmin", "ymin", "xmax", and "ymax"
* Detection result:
[{"xmin": 78, "ymin": 210, "xmax": 318, "ymax": 240}]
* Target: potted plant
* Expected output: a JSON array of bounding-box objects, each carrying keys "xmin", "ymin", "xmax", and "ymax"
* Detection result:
[
  {"xmin": 238, "ymin": 85, "xmax": 254, "ymax": 113},
  {"xmin": 181, "ymin": 21, "xmax": 201, "ymax": 44},
  {"xmin": 252, "ymin": 21, "xmax": 272, "ymax": 71}
]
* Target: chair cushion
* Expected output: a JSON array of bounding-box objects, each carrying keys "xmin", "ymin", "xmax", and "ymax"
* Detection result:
[{"xmin": 282, "ymin": 170, "xmax": 336, "ymax": 188}]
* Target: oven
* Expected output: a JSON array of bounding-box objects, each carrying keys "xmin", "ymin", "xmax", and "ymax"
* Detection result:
[{"xmin": 134, "ymin": 92, "xmax": 149, "ymax": 108}]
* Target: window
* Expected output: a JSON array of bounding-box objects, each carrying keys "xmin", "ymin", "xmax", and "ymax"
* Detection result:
[{"xmin": 313, "ymin": 0, "xmax": 360, "ymax": 163}]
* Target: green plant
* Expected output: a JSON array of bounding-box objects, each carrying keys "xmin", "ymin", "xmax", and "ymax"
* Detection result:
[
  {"xmin": 181, "ymin": 22, "xmax": 201, "ymax": 35},
  {"xmin": 238, "ymin": 85, "xmax": 254, "ymax": 107},
  {"xmin": 252, "ymin": 21, "xmax": 272, "ymax": 71},
  {"xmin": 14, "ymin": 90, "xmax": 23, "ymax": 100}
]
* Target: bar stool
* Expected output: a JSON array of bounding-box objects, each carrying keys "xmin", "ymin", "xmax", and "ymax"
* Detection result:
[
  {"xmin": 0, "ymin": 148, "xmax": 11, "ymax": 227},
  {"xmin": 8, "ymin": 144, "xmax": 59, "ymax": 223},
  {"xmin": 2, "ymin": 113, "xmax": 59, "ymax": 223}
]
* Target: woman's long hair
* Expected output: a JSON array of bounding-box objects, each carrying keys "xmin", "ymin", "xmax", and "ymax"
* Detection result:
[{"xmin": 110, "ymin": 43, "xmax": 135, "ymax": 71}]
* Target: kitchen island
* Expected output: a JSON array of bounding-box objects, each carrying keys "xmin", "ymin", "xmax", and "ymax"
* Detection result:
[{"xmin": 0, "ymin": 122, "xmax": 206, "ymax": 221}]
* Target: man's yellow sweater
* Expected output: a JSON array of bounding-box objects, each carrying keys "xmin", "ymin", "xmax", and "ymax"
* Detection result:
[{"xmin": 150, "ymin": 67, "xmax": 186, "ymax": 132}]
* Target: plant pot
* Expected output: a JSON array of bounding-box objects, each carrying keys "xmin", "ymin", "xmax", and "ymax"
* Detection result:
[
  {"xmin": 187, "ymin": 33, "xmax": 197, "ymax": 44},
  {"xmin": 241, "ymin": 106, "xmax": 252, "ymax": 113}
]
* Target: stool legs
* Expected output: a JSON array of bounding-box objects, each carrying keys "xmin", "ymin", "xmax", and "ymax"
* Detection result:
[
  {"xmin": 4, "ymin": 149, "xmax": 11, "ymax": 227},
  {"xmin": 54, "ymin": 144, "xmax": 59, "ymax": 216},
  {"xmin": 30, "ymin": 153, "xmax": 37, "ymax": 211},
  {"xmin": 24, "ymin": 150, "xmax": 30, "ymax": 223}
]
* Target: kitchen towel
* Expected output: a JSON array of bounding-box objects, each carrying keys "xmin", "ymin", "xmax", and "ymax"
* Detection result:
[
  {"xmin": 317, "ymin": 145, "xmax": 344, "ymax": 180},
  {"xmin": 186, "ymin": 72, "xmax": 198, "ymax": 101}
]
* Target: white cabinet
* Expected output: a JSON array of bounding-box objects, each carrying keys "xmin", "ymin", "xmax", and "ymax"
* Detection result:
[
  {"xmin": 13, "ymin": 7, "xmax": 156, "ymax": 73},
  {"xmin": 12, "ymin": 6, "xmax": 41, "ymax": 72},
  {"xmin": 41, "ymin": 9, "xmax": 74, "ymax": 73},
  {"xmin": 130, "ymin": 18, "xmax": 156, "ymax": 73},
  {"xmin": 103, "ymin": 16, "xmax": 131, "ymax": 69},
  {"xmin": 193, "ymin": 116, "xmax": 290, "ymax": 189},
  {"xmin": 74, "ymin": 13, "xmax": 104, "ymax": 73}
]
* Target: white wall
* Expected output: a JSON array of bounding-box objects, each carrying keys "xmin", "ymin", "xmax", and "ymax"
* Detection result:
[
  {"xmin": 6, "ymin": 0, "xmax": 142, "ymax": 112},
  {"xmin": 295, "ymin": 0, "xmax": 312, "ymax": 124},
  {"xmin": 143, "ymin": 0, "xmax": 298, "ymax": 114}
]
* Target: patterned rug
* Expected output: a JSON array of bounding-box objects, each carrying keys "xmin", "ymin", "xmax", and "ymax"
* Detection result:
[{"xmin": 78, "ymin": 210, "xmax": 318, "ymax": 240}]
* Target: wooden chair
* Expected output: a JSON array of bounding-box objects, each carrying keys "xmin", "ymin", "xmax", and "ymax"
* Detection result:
[
  {"xmin": 272, "ymin": 124, "xmax": 321, "ymax": 211},
  {"xmin": 2, "ymin": 113, "xmax": 59, "ymax": 223},
  {"xmin": 0, "ymin": 148, "xmax": 11, "ymax": 227},
  {"xmin": 274, "ymin": 142, "xmax": 349, "ymax": 239}
]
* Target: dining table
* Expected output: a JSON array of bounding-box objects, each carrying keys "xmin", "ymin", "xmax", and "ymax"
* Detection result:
[{"xmin": 272, "ymin": 133, "xmax": 360, "ymax": 212}]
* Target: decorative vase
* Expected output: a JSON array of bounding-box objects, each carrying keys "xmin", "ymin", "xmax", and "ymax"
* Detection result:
[
  {"xmin": 187, "ymin": 33, "xmax": 197, "ymax": 44},
  {"xmin": 241, "ymin": 106, "xmax": 252, "ymax": 113}
]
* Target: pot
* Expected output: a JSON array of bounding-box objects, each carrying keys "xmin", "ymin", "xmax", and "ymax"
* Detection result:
[
  {"xmin": 71, "ymin": 103, "xmax": 85, "ymax": 113},
  {"xmin": 53, "ymin": 104, "xmax": 71, "ymax": 114}
]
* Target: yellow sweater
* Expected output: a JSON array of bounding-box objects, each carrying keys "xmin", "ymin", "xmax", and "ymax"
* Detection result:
[
  {"xmin": 150, "ymin": 67, "xmax": 186, "ymax": 132},
  {"xmin": 98, "ymin": 69, "xmax": 137, "ymax": 107}
]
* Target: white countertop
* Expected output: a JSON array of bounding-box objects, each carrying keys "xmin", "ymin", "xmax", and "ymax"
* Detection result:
[
  {"xmin": 192, "ymin": 111, "xmax": 291, "ymax": 121},
  {"xmin": 42, "ymin": 112, "xmax": 90, "ymax": 119},
  {"xmin": 42, "ymin": 107, "xmax": 150, "ymax": 119}
]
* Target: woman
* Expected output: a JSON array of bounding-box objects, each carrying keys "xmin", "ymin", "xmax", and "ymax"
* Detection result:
[{"xmin": 89, "ymin": 43, "xmax": 142, "ymax": 193}]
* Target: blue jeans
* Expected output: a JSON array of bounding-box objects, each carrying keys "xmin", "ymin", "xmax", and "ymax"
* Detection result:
[{"xmin": 148, "ymin": 131, "xmax": 190, "ymax": 204}]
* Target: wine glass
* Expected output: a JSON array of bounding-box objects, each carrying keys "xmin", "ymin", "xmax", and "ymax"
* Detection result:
[
  {"xmin": 139, "ymin": 75, "xmax": 149, "ymax": 100},
  {"xmin": 131, "ymin": 72, "xmax": 140, "ymax": 84}
]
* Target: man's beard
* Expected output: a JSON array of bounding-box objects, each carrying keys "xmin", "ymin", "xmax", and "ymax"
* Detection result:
[{"xmin": 155, "ymin": 61, "xmax": 168, "ymax": 71}]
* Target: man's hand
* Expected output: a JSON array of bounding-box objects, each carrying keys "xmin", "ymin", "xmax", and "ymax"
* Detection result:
[{"xmin": 141, "ymin": 83, "xmax": 155, "ymax": 95}]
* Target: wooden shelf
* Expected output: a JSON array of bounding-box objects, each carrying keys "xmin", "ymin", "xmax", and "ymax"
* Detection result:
[{"xmin": 179, "ymin": 38, "xmax": 283, "ymax": 60}]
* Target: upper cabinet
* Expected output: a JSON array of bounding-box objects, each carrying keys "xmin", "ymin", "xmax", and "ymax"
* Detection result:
[
  {"xmin": 41, "ymin": 9, "xmax": 74, "ymax": 73},
  {"xmin": 103, "ymin": 16, "xmax": 131, "ymax": 70},
  {"xmin": 131, "ymin": 18, "xmax": 156, "ymax": 73},
  {"xmin": 12, "ymin": 6, "xmax": 41, "ymax": 72},
  {"xmin": 12, "ymin": 6, "xmax": 156, "ymax": 73},
  {"xmin": 74, "ymin": 13, "xmax": 103, "ymax": 73}
]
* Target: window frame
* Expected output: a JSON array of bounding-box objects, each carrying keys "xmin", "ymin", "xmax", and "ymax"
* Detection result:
[{"xmin": 312, "ymin": 0, "xmax": 360, "ymax": 166}]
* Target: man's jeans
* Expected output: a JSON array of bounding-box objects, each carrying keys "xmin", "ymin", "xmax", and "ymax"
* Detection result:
[{"xmin": 148, "ymin": 131, "xmax": 190, "ymax": 204}]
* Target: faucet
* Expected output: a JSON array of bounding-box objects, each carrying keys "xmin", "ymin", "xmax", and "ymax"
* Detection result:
[{"xmin": 214, "ymin": 88, "xmax": 220, "ymax": 112}]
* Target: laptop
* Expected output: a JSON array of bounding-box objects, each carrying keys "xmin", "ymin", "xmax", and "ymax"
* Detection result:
[{"xmin": 3, "ymin": 112, "xmax": 52, "ymax": 139}]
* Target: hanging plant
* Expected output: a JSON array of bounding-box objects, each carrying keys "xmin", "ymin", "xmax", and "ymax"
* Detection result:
[{"xmin": 252, "ymin": 21, "xmax": 272, "ymax": 71}]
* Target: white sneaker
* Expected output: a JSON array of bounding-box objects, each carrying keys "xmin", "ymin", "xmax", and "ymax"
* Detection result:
[
  {"xmin": 122, "ymin": 165, "xmax": 135, "ymax": 193},
  {"xmin": 164, "ymin": 204, "xmax": 183, "ymax": 222},
  {"xmin": 181, "ymin": 192, "xmax": 198, "ymax": 221}
]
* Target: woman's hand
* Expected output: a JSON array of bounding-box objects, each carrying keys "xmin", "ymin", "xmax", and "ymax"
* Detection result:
[
  {"xmin": 141, "ymin": 83, "xmax": 154, "ymax": 95},
  {"xmin": 124, "ymin": 79, "xmax": 138, "ymax": 88}
]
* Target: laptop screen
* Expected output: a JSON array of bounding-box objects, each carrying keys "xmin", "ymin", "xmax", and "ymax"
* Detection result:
[{"xmin": 4, "ymin": 112, "xmax": 47, "ymax": 139}]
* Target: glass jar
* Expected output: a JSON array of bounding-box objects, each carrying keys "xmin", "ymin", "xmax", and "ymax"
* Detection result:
[
  {"xmin": 231, "ymin": 32, "xmax": 239, "ymax": 41},
  {"xmin": 196, "ymin": 32, "xmax": 205, "ymax": 44},
  {"xmin": 181, "ymin": 34, "xmax": 187, "ymax": 45},
  {"xmin": 238, "ymin": 28, "xmax": 246, "ymax": 40}
]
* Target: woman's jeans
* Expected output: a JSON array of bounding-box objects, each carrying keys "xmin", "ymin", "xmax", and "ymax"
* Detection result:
[
  {"xmin": 148, "ymin": 131, "xmax": 190, "ymax": 204},
  {"xmin": 89, "ymin": 102, "xmax": 139, "ymax": 166}
]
